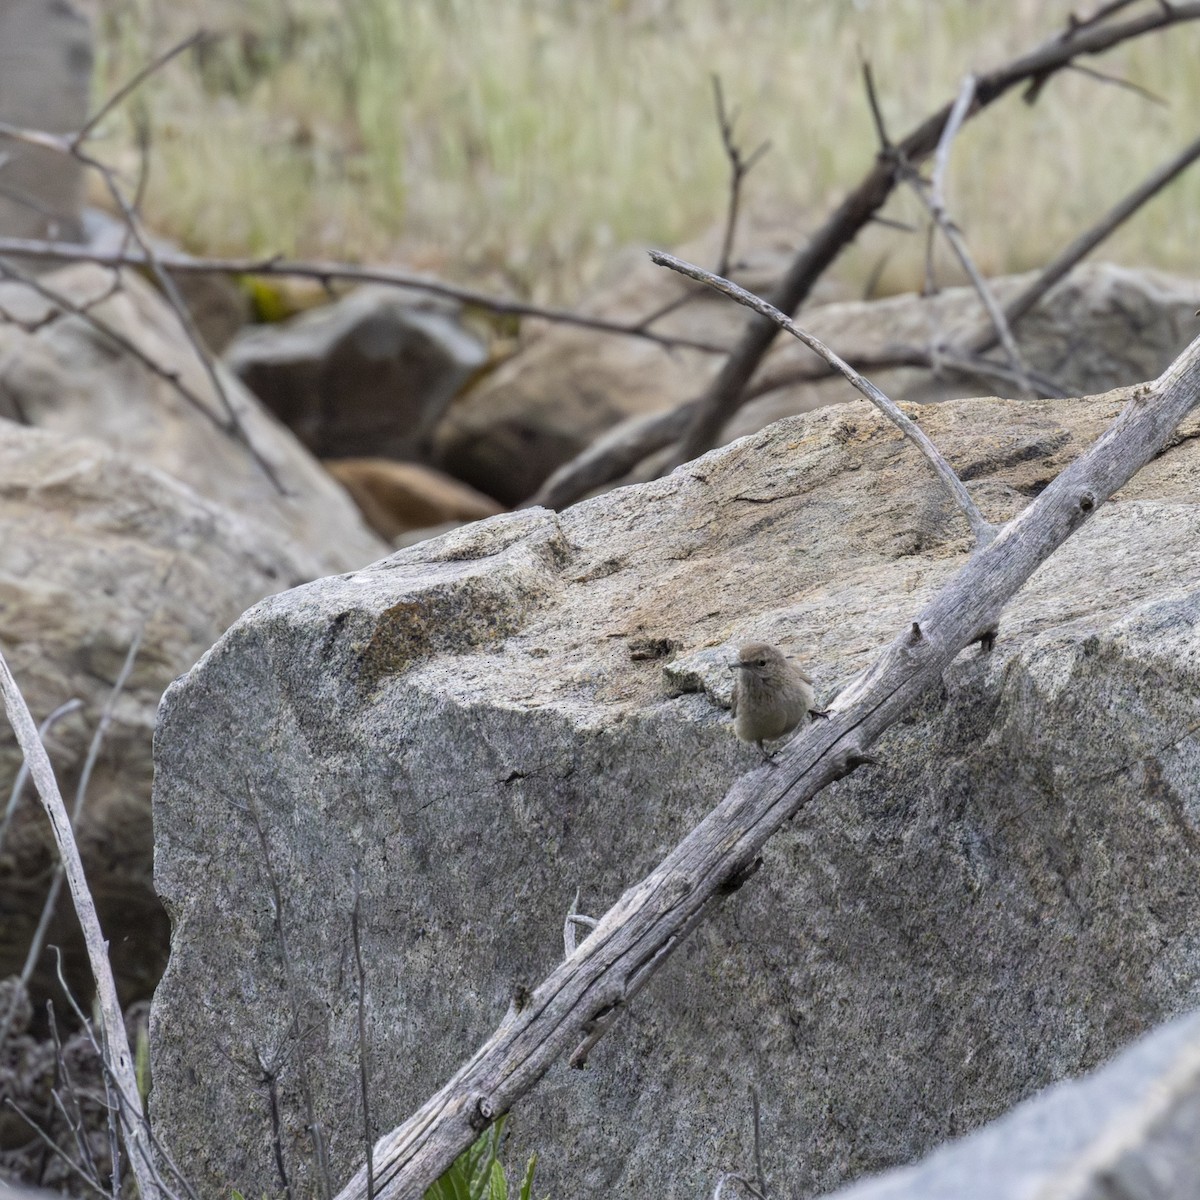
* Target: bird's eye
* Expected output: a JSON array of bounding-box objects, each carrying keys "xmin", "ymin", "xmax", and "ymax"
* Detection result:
[{"xmin": 755, "ymin": 659, "xmax": 765, "ymax": 667}]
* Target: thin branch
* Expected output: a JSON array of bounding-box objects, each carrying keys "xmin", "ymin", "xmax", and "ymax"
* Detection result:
[
  {"xmin": 351, "ymin": 870, "xmax": 376, "ymax": 1200},
  {"xmin": 0, "ymin": 697, "xmax": 81, "ymax": 864},
  {"xmin": 967, "ymin": 128, "xmax": 1200, "ymax": 355},
  {"xmin": 898, "ymin": 73, "xmax": 1036, "ymax": 398},
  {"xmin": 670, "ymin": 0, "xmax": 1200, "ymax": 465},
  {"xmin": 712, "ymin": 75, "xmax": 771, "ymax": 278},
  {"xmin": 1066, "ymin": 61, "xmax": 1169, "ymax": 105},
  {"xmin": 0, "ymin": 255, "xmax": 228, "ymax": 432},
  {"xmin": 0, "ymin": 230, "xmax": 729, "ymax": 356},
  {"xmin": 0, "ymin": 647, "xmax": 159, "ymax": 1199},
  {"xmin": 650, "ymin": 251, "xmax": 996, "ymax": 547},
  {"xmin": 0, "ymin": 627, "xmax": 145, "ymax": 1052},
  {"xmin": 71, "ymin": 31, "xmax": 209, "ymax": 149},
  {"xmin": 3, "ymin": 1099, "xmax": 111, "ymax": 1200}
]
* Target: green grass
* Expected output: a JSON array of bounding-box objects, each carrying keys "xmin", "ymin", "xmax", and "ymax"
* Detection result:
[{"xmin": 88, "ymin": 0, "xmax": 1200, "ymax": 305}]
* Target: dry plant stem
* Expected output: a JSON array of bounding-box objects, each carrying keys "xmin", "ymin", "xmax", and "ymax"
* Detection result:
[
  {"xmin": 0, "ymin": 629, "xmax": 145, "ymax": 1052},
  {"xmin": 351, "ymin": 873, "xmax": 376, "ymax": 1200},
  {"xmin": 671, "ymin": 0, "xmax": 1200, "ymax": 465},
  {"xmin": 651, "ymin": 251, "xmax": 996, "ymax": 546},
  {"xmin": 967, "ymin": 128, "xmax": 1200, "ymax": 357},
  {"xmin": 70, "ymin": 31, "xmax": 207, "ymax": 149},
  {"xmin": 906, "ymin": 73, "xmax": 1034, "ymax": 397},
  {"xmin": 0, "ymin": 230, "xmax": 728, "ymax": 356},
  {"xmin": 0, "ymin": 256, "xmax": 227, "ymax": 431},
  {"xmin": 0, "ymin": 648, "xmax": 159, "ymax": 1199},
  {"xmin": 335, "ymin": 331, "xmax": 1200, "ymax": 1200},
  {"xmin": 0, "ymin": 697, "xmax": 80, "ymax": 864}
]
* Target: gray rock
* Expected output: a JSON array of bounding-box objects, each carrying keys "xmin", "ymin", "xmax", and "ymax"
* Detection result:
[
  {"xmin": 152, "ymin": 388, "xmax": 1200, "ymax": 1199},
  {"xmin": 226, "ymin": 284, "xmax": 488, "ymax": 461},
  {"xmin": 437, "ymin": 260, "xmax": 1200, "ymax": 505},
  {"xmin": 821, "ymin": 1009, "xmax": 1200, "ymax": 1199},
  {"xmin": 0, "ymin": 418, "xmax": 370, "ymax": 1011},
  {"xmin": 0, "ymin": 0, "xmax": 92, "ymax": 244},
  {"xmin": 0, "ymin": 263, "xmax": 387, "ymax": 579}
]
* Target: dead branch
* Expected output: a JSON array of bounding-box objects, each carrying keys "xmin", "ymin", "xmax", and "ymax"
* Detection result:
[
  {"xmin": 651, "ymin": 252, "xmax": 995, "ymax": 546},
  {"xmin": 526, "ymin": 341, "xmax": 1068, "ymax": 512},
  {"xmin": 0, "ymin": 648, "xmax": 160, "ymax": 1199},
  {"xmin": 0, "ymin": 231, "xmax": 730, "ymax": 356},
  {"xmin": 670, "ymin": 0, "xmax": 1200, "ymax": 466},
  {"xmin": 894, "ymin": 73, "xmax": 1037, "ymax": 398},
  {"xmin": 334, "ymin": 328, "xmax": 1200, "ymax": 1200},
  {"xmin": 966, "ymin": 128, "xmax": 1200, "ymax": 356}
]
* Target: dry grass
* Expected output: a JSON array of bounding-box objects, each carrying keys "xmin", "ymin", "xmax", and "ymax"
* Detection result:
[{"xmin": 87, "ymin": 0, "xmax": 1200, "ymax": 305}]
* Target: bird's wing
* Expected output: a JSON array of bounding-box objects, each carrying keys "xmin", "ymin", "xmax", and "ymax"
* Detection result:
[
  {"xmin": 790, "ymin": 661, "xmax": 814, "ymax": 684},
  {"xmin": 730, "ymin": 677, "xmax": 738, "ymax": 716}
]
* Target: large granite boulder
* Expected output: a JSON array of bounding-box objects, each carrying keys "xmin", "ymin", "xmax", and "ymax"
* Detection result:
[
  {"xmin": 226, "ymin": 284, "xmax": 488, "ymax": 461},
  {"xmin": 436, "ymin": 261, "xmax": 1200, "ymax": 504},
  {"xmin": 152, "ymin": 382, "xmax": 1200, "ymax": 1197},
  {"xmin": 0, "ymin": 0, "xmax": 92, "ymax": 244}
]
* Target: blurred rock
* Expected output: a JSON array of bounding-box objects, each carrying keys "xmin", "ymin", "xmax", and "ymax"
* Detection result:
[
  {"xmin": 0, "ymin": 262, "xmax": 387, "ymax": 579},
  {"xmin": 226, "ymin": 284, "xmax": 488, "ymax": 461},
  {"xmin": 154, "ymin": 384, "xmax": 1200, "ymax": 1198},
  {"xmin": 437, "ymin": 261, "xmax": 1200, "ymax": 505},
  {"xmin": 325, "ymin": 456, "xmax": 503, "ymax": 542},
  {"xmin": 80, "ymin": 207, "xmax": 254, "ymax": 353},
  {"xmin": 0, "ymin": 0, "xmax": 92, "ymax": 244}
]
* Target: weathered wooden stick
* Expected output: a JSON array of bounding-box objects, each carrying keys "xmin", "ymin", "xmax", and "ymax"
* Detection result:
[
  {"xmin": 650, "ymin": 252, "xmax": 996, "ymax": 546},
  {"xmin": 0, "ymin": 649, "xmax": 160, "ymax": 1199},
  {"xmin": 335, "ymin": 326, "xmax": 1200, "ymax": 1200}
]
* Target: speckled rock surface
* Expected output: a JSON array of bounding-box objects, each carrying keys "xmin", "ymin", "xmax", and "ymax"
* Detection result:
[{"xmin": 153, "ymin": 385, "xmax": 1200, "ymax": 1199}]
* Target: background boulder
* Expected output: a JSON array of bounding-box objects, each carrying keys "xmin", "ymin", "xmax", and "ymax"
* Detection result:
[
  {"xmin": 153, "ymin": 385, "xmax": 1200, "ymax": 1198},
  {"xmin": 435, "ymin": 263, "xmax": 1200, "ymax": 504},
  {"xmin": 226, "ymin": 284, "xmax": 488, "ymax": 461},
  {"xmin": 0, "ymin": 0, "xmax": 92, "ymax": 244}
]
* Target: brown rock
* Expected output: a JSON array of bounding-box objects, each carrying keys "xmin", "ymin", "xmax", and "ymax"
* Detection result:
[{"xmin": 325, "ymin": 457, "xmax": 503, "ymax": 542}]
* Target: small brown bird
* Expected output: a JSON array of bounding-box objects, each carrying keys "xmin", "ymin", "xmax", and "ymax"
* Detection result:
[{"xmin": 730, "ymin": 641, "xmax": 820, "ymax": 760}]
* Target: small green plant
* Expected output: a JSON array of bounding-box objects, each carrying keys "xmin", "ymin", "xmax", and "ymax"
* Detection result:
[{"xmin": 425, "ymin": 1116, "xmax": 543, "ymax": 1200}]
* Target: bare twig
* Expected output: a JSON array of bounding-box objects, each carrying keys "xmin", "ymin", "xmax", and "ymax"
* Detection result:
[
  {"xmin": 0, "ymin": 231, "xmax": 729, "ymax": 356},
  {"xmin": 896, "ymin": 73, "xmax": 1036, "ymax": 398},
  {"xmin": 651, "ymin": 251, "xmax": 996, "ymax": 547},
  {"xmin": 0, "ymin": 697, "xmax": 80, "ymax": 864},
  {"xmin": 71, "ymin": 32, "xmax": 209, "ymax": 150},
  {"xmin": 712, "ymin": 76, "xmax": 771, "ymax": 279},
  {"xmin": 241, "ymin": 786, "xmax": 333, "ymax": 1200},
  {"xmin": 0, "ymin": 255, "xmax": 227, "ymax": 430},
  {"xmin": 1066, "ymin": 61, "xmax": 1169, "ymax": 105},
  {"xmin": 967, "ymin": 128, "xmax": 1200, "ymax": 356},
  {"xmin": 3, "ymin": 1099, "xmax": 111, "ymax": 1200},
  {"xmin": 0, "ymin": 648, "xmax": 159, "ymax": 1199},
  {"xmin": 671, "ymin": 0, "xmax": 1200, "ymax": 465},
  {"xmin": 0, "ymin": 628, "xmax": 145, "ymax": 1052},
  {"xmin": 351, "ymin": 871, "xmax": 375, "ymax": 1200},
  {"xmin": 334, "ymin": 329, "xmax": 1200, "ymax": 1200}
]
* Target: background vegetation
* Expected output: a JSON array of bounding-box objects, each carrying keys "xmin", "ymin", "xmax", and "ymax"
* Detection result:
[{"xmin": 87, "ymin": 1, "xmax": 1200, "ymax": 305}]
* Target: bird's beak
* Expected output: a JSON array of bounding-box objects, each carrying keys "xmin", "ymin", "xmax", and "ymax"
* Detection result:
[{"xmin": 729, "ymin": 662, "xmax": 744, "ymax": 671}]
